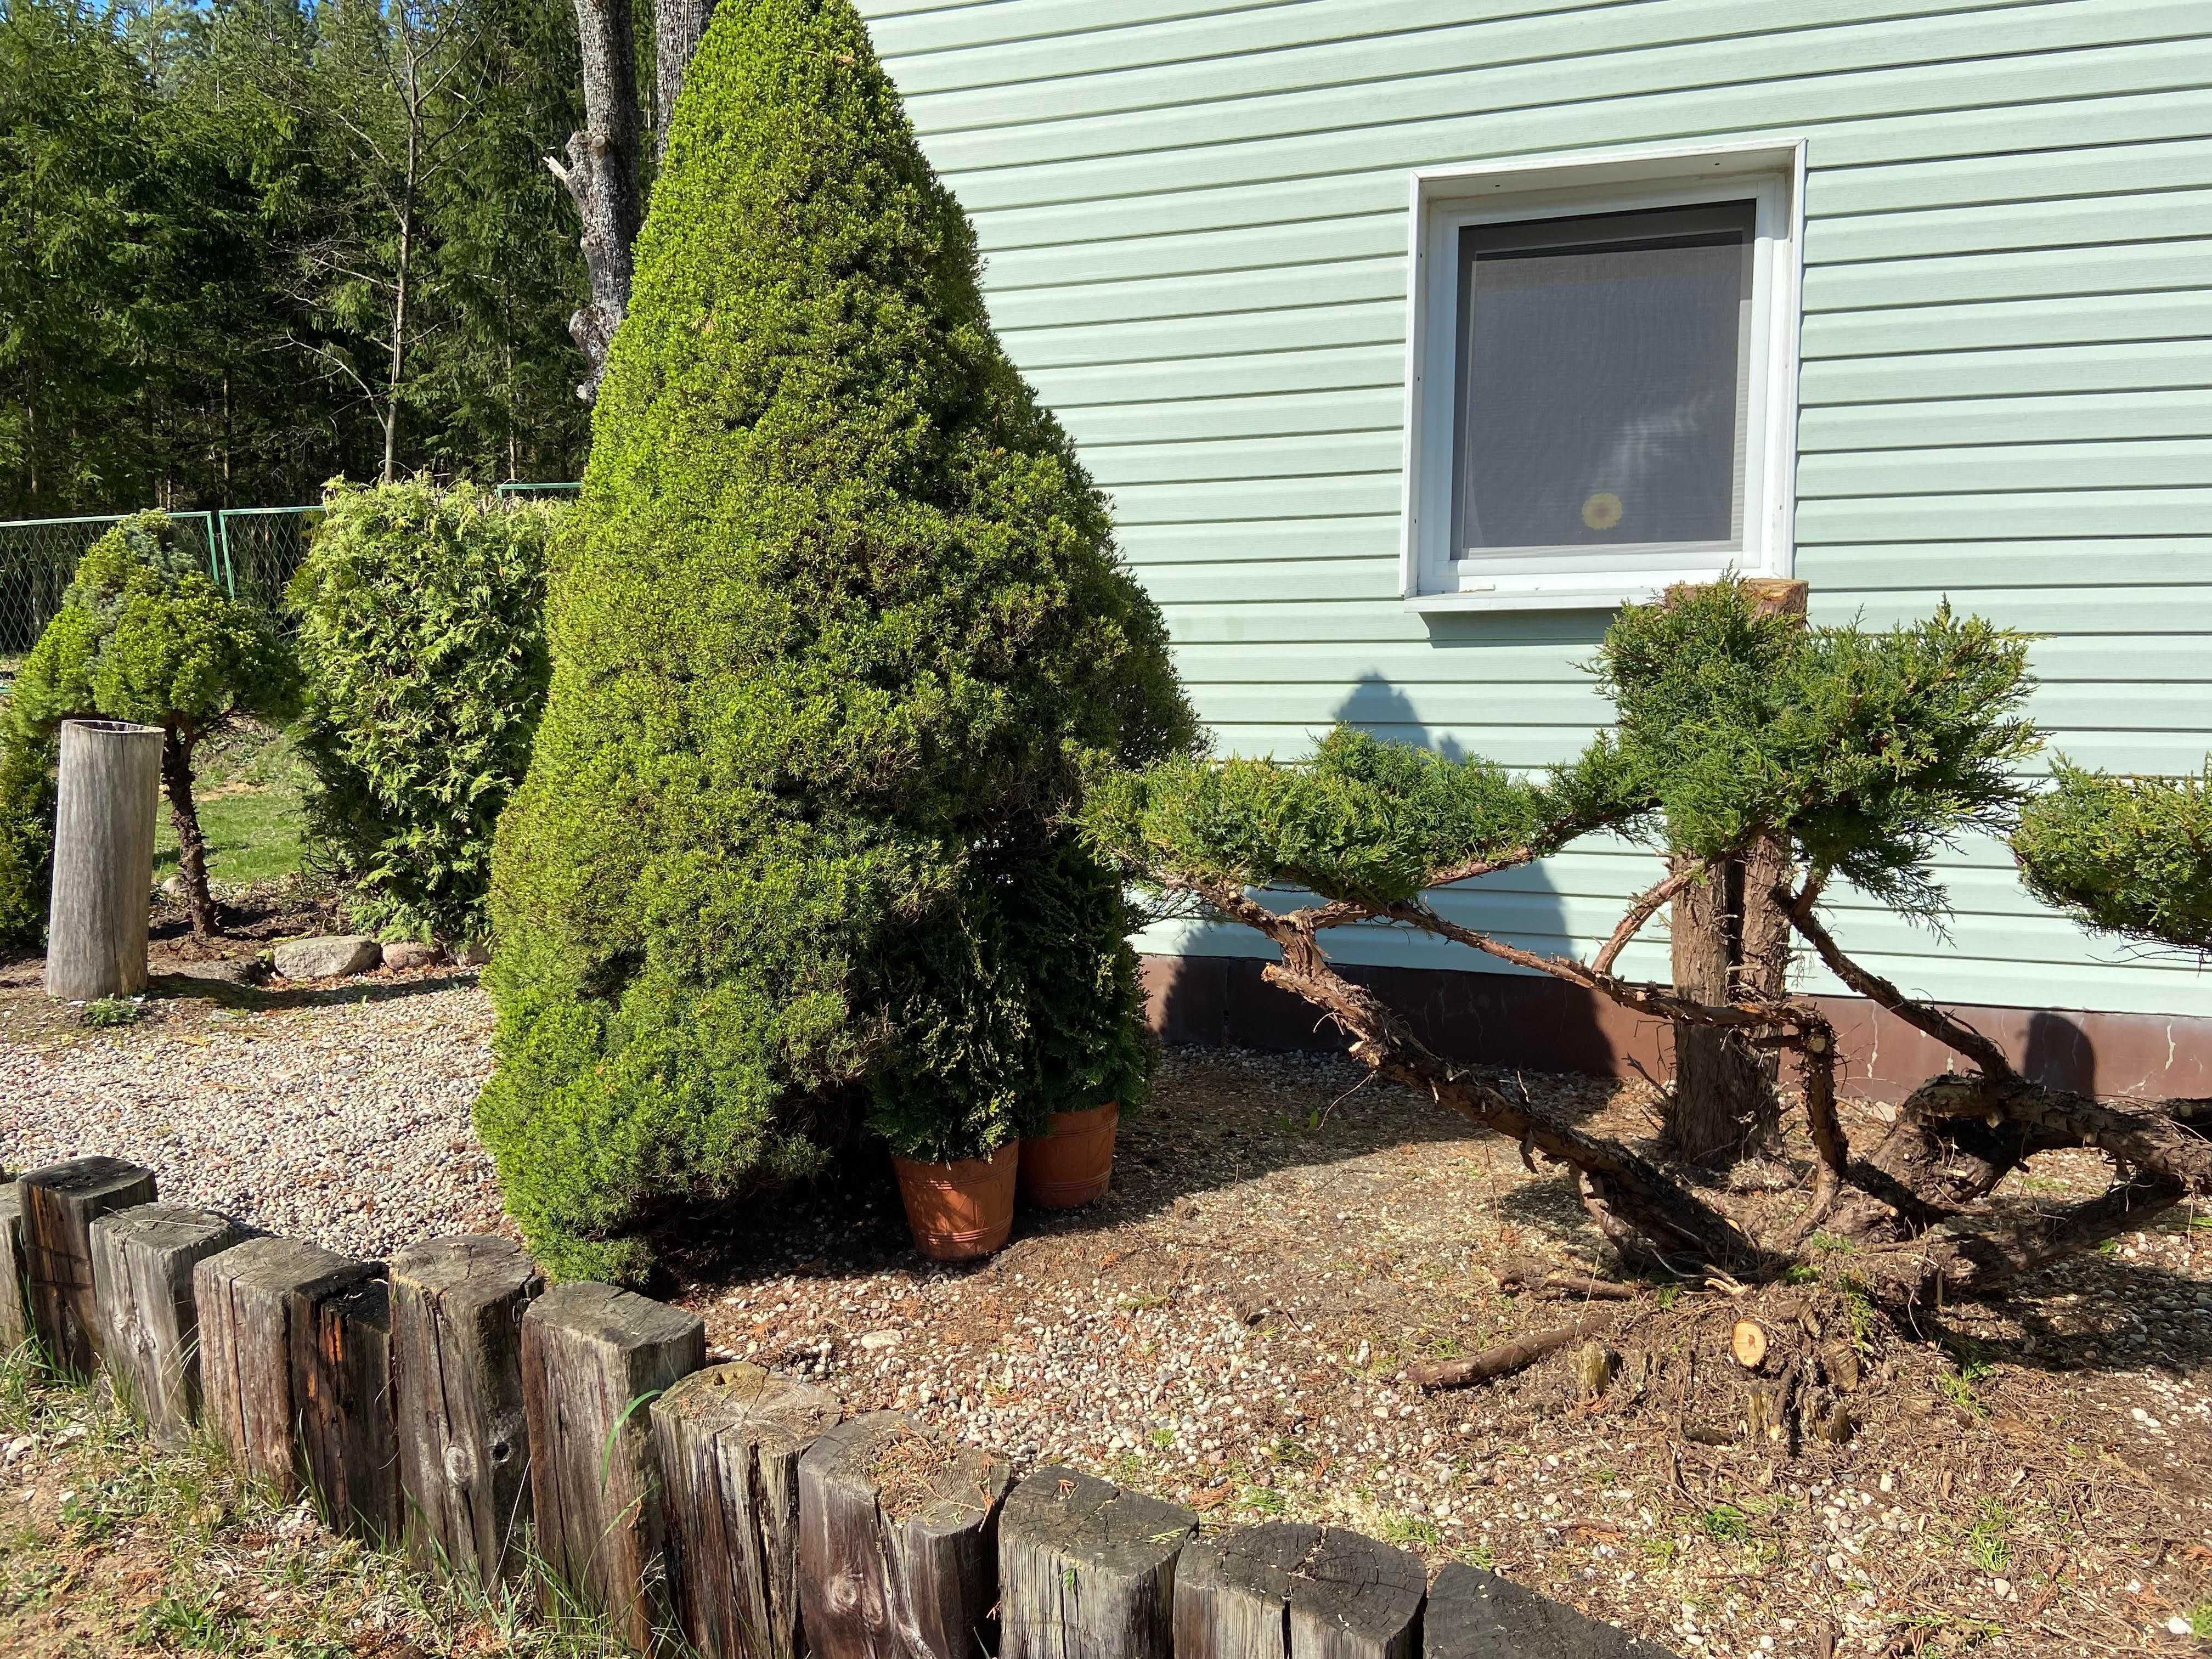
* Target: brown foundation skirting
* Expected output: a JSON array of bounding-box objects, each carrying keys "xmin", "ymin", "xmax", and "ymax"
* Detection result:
[{"xmin": 1141, "ymin": 953, "xmax": 2212, "ymax": 1104}]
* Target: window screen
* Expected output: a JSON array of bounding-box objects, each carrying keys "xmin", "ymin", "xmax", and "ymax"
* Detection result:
[{"xmin": 1453, "ymin": 201, "xmax": 1755, "ymax": 554}]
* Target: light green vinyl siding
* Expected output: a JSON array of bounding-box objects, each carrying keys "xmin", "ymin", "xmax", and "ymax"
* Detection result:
[{"xmin": 858, "ymin": 0, "xmax": 2212, "ymax": 1018}]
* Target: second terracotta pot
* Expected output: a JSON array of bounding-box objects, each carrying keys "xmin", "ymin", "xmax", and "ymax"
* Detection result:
[
  {"xmin": 1018, "ymin": 1101, "xmax": 1119, "ymax": 1209},
  {"xmin": 891, "ymin": 1143, "xmax": 1018, "ymax": 1261}
]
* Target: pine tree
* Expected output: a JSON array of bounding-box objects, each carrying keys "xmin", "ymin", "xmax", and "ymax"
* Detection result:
[{"xmin": 478, "ymin": 0, "xmax": 1195, "ymax": 1283}]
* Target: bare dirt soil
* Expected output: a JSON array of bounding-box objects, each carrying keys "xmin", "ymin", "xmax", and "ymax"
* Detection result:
[{"xmin": 664, "ymin": 1048, "xmax": 2212, "ymax": 1659}]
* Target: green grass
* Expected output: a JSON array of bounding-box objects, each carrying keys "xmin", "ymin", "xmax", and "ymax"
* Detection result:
[
  {"xmin": 0, "ymin": 1343, "xmax": 648, "ymax": 1656},
  {"xmin": 152, "ymin": 723, "xmax": 309, "ymax": 889}
]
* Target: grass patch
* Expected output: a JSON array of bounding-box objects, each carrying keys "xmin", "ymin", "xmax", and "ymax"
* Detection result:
[
  {"xmin": 152, "ymin": 723, "xmax": 309, "ymax": 889},
  {"xmin": 0, "ymin": 1342, "xmax": 644, "ymax": 1656}
]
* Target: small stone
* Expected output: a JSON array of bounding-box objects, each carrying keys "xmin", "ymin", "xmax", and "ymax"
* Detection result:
[
  {"xmin": 165, "ymin": 956, "xmax": 265, "ymax": 987},
  {"xmin": 380, "ymin": 939, "xmax": 444, "ymax": 972},
  {"xmin": 2170, "ymin": 1616, "xmax": 2196, "ymax": 1637},
  {"xmin": 272, "ymin": 934, "xmax": 381, "ymax": 980},
  {"xmin": 857, "ymin": 1329, "xmax": 901, "ymax": 1351}
]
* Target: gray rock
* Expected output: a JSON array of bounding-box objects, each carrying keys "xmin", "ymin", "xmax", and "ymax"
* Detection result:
[
  {"xmin": 380, "ymin": 940, "xmax": 444, "ymax": 972},
  {"xmin": 452, "ymin": 941, "xmax": 492, "ymax": 967},
  {"xmin": 272, "ymin": 934, "xmax": 380, "ymax": 981}
]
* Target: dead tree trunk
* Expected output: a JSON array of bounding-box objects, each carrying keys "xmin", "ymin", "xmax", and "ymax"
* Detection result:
[
  {"xmin": 654, "ymin": 0, "xmax": 718, "ymax": 160},
  {"xmin": 1665, "ymin": 580, "xmax": 1806, "ymax": 1165},
  {"xmin": 550, "ymin": 0, "xmax": 644, "ymax": 399},
  {"xmin": 46, "ymin": 719, "xmax": 162, "ymax": 998}
]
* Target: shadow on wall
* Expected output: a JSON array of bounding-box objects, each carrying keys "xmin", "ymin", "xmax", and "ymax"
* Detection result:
[{"xmin": 1152, "ymin": 669, "xmax": 1622, "ymax": 1082}]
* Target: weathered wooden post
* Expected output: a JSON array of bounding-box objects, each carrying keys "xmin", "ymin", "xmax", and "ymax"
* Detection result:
[
  {"xmin": 90, "ymin": 1203, "xmax": 241, "ymax": 1442},
  {"xmin": 1001, "ymin": 1465, "xmax": 1195, "ymax": 1659},
  {"xmin": 652, "ymin": 1362, "xmax": 841, "ymax": 1659},
  {"xmin": 520, "ymin": 1281, "xmax": 704, "ymax": 1651},
  {"xmin": 19, "ymin": 1155, "xmax": 156, "ymax": 1373},
  {"xmin": 390, "ymin": 1235, "xmax": 544, "ymax": 1588},
  {"xmin": 0, "ymin": 1181, "xmax": 27, "ymax": 1351},
  {"xmin": 292, "ymin": 1268, "xmax": 402, "ymax": 1541},
  {"xmin": 194, "ymin": 1235, "xmax": 396, "ymax": 1538},
  {"xmin": 1175, "ymin": 1523, "xmax": 1425, "ymax": 1659},
  {"xmin": 1424, "ymin": 1560, "xmax": 1678, "ymax": 1659},
  {"xmin": 798, "ymin": 1411, "xmax": 1012, "ymax": 1659},
  {"xmin": 44, "ymin": 719, "xmax": 162, "ymax": 1002}
]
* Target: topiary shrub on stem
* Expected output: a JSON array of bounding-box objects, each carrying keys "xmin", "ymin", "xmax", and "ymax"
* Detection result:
[
  {"xmin": 290, "ymin": 479, "xmax": 560, "ymax": 949},
  {"xmin": 477, "ymin": 0, "xmax": 1197, "ymax": 1283},
  {"xmin": 10, "ymin": 512, "xmax": 297, "ymax": 940},
  {"xmin": 1086, "ymin": 579, "xmax": 2212, "ymax": 1325}
]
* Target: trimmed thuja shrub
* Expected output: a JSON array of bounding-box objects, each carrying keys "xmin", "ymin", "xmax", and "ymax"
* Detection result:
[
  {"xmin": 478, "ymin": 0, "xmax": 1197, "ymax": 1282},
  {"xmin": 291, "ymin": 480, "xmax": 560, "ymax": 947},
  {"xmin": 10, "ymin": 512, "xmax": 297, "ymax": 939}
]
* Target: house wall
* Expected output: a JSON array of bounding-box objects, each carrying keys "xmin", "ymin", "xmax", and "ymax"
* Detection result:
[{"xmin": 857, "ymin": 0, "xmax": 2212, "ymax": 1030}]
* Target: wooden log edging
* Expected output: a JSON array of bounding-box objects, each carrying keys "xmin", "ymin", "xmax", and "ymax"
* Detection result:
[
  {"xmin": 20, "ymin": 1155, "xmax": 157, "ymax": 1374},
  {"xmin": 390, "ymin": 1235, "xmax": 543, "ymax": 1589},
  {"xmin": 90, "ymin": 1202, "xmax": 241, "ymax": 1444},
  {"xmin": 521, "ymin": 1280, "xmax": 704, "ymax": 1651},
  {"xmin": 32, "ymin": 1148, "xmax": 1681, "ymax": 1659}
]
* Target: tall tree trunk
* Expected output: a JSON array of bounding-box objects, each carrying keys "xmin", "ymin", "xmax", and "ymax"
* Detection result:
[
  {"xmin": 382, "ymin": 204, "xmax": 412, "ymax": 484},
  {"xmin": 161, "ymin": 729, "xmax": 219, "ymax": 942},
  {"xmin": 550, "ymin": 0, "xmax": 644, "ymax": 399},
  {"xmin": 1663, "ymin": 580, "xmax": 1808, "ymax": 1167},
  {"xmin": 654, "ymin": 0, "xmax": 717, "ymax": 160}
]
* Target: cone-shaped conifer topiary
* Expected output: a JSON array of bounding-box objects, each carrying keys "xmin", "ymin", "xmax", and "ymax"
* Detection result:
[{"xmin": 478, "ymin": 0, "xmax": 1198, "ymax": 1282}]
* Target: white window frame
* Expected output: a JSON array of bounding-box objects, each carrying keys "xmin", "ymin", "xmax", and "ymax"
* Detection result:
[{"xmin": 1398, "ymin": 139, "xmax": 1807, "ymax": 613}]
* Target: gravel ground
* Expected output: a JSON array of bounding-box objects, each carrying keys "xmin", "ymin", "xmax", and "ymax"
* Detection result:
[
  {"xmin": 1, "ymin": 964, "xmax": 504, "ymax": 1258},
  {"xmin": 3, "ymin": 968, "xmax": 2208, "ymax": 1658}
]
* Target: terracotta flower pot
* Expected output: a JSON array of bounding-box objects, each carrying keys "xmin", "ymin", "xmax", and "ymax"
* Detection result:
[
  {"xmin": 891, "ymin": 1143, "xmax": 1019, "ymax": 1261},
  {"xmin": 1018, "ymin": 1102, "xmax": 1119, "ymax": 1209}
]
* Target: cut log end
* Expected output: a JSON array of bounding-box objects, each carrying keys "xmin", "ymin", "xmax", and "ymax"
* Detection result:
[{"xmin": 1731, "ymin": 1319, "xmax": 1769, "ymax": 1369}]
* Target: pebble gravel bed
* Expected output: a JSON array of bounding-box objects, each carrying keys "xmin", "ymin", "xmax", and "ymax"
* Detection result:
[{"xmin": 1, "ymin": 977, "xmax": 504, "ymax": 1258}]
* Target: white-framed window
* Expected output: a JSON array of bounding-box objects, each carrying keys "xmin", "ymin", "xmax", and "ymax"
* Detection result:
[{"xmin": 1400, "ymin": 140, "xmax": 1806, "ymax": 612}]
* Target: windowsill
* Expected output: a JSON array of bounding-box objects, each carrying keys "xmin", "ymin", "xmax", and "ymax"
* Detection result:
[{"xmin": 1404, "ymin": 568, "xmax": 1742, "ymax": 613}]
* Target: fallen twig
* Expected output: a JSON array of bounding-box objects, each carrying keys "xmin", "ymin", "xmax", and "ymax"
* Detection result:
[{"xmin": 1408, "ymin": 1310, "xmax": 1617, "ymax": 1391}]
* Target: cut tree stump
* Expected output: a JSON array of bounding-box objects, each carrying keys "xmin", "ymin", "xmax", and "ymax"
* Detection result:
[
  {"xmin": 19, "ymin": 1156, "xmax": 156, "ymax": 1374},
  {"xmin": 194, "ymin": 1237, "xmax": 376, "ymax": 1497},
  {"xmin": 521, "ymin": 1282, "xmax": 704, "ymax": 1651},
  {"xmin": 652, "ymin": 1362, "xmax": 842, "ymax": 1659},
  {"xmin": 1176, "ymin": 1523, "xmax": 1424, "ymax": 1659},
  {"xmin": 1001, "ymin": 1465, "xmax": 1195, "ymax": 1659},
  {"xmin": 89, "ymin": 1203, "xmax": 240, "ymax": 1443},
  {"xmin": 1424, "ymin": 1560, "xmax": 1680, "ymax": 1659},
  {"xmin": 0, "ymin": 1182, "xmax": 27, "ymax": 1351},
  {"xmin": 44, "ymin": 718, "xmax": 161, "ymax": 1001},
  {"xmin": 292, "ymin": 1268, "xmax": 401, "ymax": 1541},
  {"xmin": 798, "ymin": 1410, "xmax": 1012, "ymax": 1659},
  {"xmin": 390, "ymin": 1235, "xmax": 544, "ymax": 1588}
]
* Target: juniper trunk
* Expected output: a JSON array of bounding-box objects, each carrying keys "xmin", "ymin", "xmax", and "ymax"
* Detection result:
[{"xmin": 160, "ymin": 729, "xmax": 217, "ymax": 940}]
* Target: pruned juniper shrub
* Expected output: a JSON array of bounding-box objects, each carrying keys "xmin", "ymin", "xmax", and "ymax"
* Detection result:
[
  {"xmin": 2013, "ymin": 761, "xmax": 2212, "ymax": 954},
  {"xmin": 290, "ymin": 480, "xmax": 561, "ymax": 949},
  {"xmin": 9, "ymin": 512, "xmax": 297, "ymax": 940},
  {"xmin": 478, "ymin": 0, "xmax": 1197, "ymax": 1283},
  {"xmin": 1086, "ymin": 580, "xmax": 2210, "ymax": 1306}
]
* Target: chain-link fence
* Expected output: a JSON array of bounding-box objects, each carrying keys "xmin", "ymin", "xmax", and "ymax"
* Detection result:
[
  {"xmin": 1, "ymin": 491, "xmax": 576, "ymax": 656},
  {"xmin": 216, "ymin": 505, "xmax": 322, "ymax": 605},
  {"xmin": 0, "ymin": 511, "xmax": 219, "ymax": 654}
]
